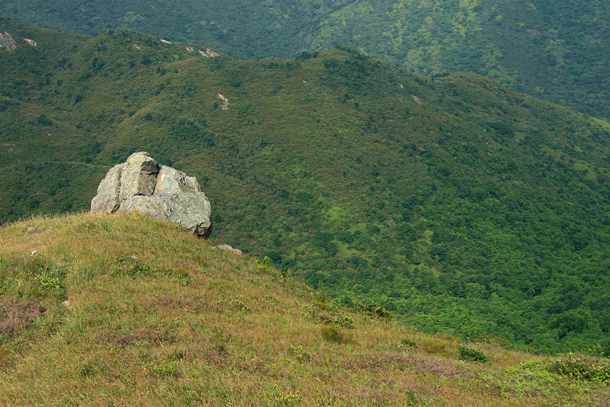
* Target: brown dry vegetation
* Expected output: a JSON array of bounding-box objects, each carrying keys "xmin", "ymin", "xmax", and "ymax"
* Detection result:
[
  {"xmin": 0, "ymin": 296, "xmax": 45, "ymax": 338},
  {"xmin": 0, "ymin": 212, "xmax": 607, "ymax": 406}
]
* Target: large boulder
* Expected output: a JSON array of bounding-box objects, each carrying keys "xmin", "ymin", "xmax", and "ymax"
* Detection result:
[{"xmin": 91, "ymin": 152, "xmax": 212, "ymax": 237}]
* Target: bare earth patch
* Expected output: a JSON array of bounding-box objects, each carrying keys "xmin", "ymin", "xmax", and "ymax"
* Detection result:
[{"xmin": 0, "ymin": 296, "xmax": 46, "ymax": 340}]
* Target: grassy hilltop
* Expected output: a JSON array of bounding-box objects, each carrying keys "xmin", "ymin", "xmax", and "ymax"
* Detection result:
[
  {"xmin": 0, "ymin": 212, "xmax": 610, "ymax": 406},
  {"xmin": 2, "ymin": 18, "xmax": 610, "ymax": 353}
]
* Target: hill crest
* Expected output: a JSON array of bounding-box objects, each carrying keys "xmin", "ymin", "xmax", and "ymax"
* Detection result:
[{"xmin": 1, "ymin": 212, "xmax": 610, "ymax": 405}]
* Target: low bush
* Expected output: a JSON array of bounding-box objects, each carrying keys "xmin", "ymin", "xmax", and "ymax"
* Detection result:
[
  {"xmin": 459, "ymin": 346, "xmax": 489, "ymax": 363},
  {"xmin": 420, "ymin": 338, "xmax": 446, "ymax": 354},
  {"xmin": 113, "ymin": 256, "xmax": 153, "ymax": 277},
  {"xmin": 436, "ymin": 333, "xmax": 457, "ymax": 342},
  {"xmin": 321, "ymin": 326, "xmax": 353, "ymax": 344},
  {"xmin": 401, "ymin": 338, "xmax": 417, "ymax": 348},
  {"xmin": 287, "ymin": 345, "xmax": 312, "ymax": 363},
  {"xmin": 546, "ymin": 354, "xmax": 610, "ymax": 382},
  {"xmin": 339, "ymin": 297, "xmax": 392, "ymax": 320}
]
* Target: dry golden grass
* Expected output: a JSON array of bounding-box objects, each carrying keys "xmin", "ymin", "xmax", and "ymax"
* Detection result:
[{"xmin": 0, "ymin": 212, "xmax": 607, "ymax": 406}]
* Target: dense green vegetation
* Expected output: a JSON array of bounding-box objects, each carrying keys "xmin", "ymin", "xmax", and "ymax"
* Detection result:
[
  {"xmin": 1, "ymin": 1, "xmax": 609, "ymax": 119},
  {"xmin": 2, "ymin": 19, "xmax": 610, "ymax": 355}
]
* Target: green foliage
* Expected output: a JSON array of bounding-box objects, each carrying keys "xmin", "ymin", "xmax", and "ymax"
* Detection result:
[
  {"xmin": 0, "ymin": 256, "xmax": 66, "ymax": 301},
  {"xmin": 287, "ymin": 345, "xmax": 312, "ymax": 363},
  {"xmin": 218, "ymin": 298, "xmax": 250, "ymax": 312},
  {"xmin": 420, "ymin": 337, "xmax": 447, "ymax": 355},
  {"xmin": 320, "ymin": 326, "xmax": 353, "ymax": 344},
  {"xmin": 36, "ymin": 115, "xmax": 52, "ymax": 126},
  {"xmin": 255, "ymin": 256, "xmax": 272, "ymax": 273},
  {"xmin": 152, "ymin": 362, "xmax": 180, "ymax": 378},
  {"xmin": 401, "ymin": 338, "xmax": 417, "ymax": 348},
  {"xmin": 1, "ymin": 2, "xmax": 610, "ymax": 119},
  {"xmin": 545, "ymin": 354, "xmax": 610, "ymax": 382},
  {"xmin": 340, "ymin": 297, "xmax": 391, "ymax": 320},
  {"xmin": 458, "ymin": 346, "xmax": 489, "ymax": 363},
  {"xmin": 306, "ymin": 296, "xmax": 355, "ymax": 328},
  {"xmin": 78, "ymin": 360, "xmax": 97, "ymax": 378},
  {"xmin": 112, "ymin": 256, "xmax": 153, "ymax": 278}
]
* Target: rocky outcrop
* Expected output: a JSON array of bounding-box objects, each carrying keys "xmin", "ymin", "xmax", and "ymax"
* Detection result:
[
  {"xmin": 91, "ymin": 152, "xmax": 212, "ymax": 237},
  {"xmin": 0, "ymin": 32, "xmax": 17, "ymax": 51},
  {"xmin": 212, "ymin": 244, "xmax": 243, "ymax": 256}
]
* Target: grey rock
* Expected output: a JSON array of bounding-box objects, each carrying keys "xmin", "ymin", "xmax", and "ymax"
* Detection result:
[
  {"xmin": 0, "ymin": 32, "xmax": 17, "ymax": 51},
  {"xmin": 91, "ymin": 152, "xmax": 212, "ymax": 237},
  {"xmin": 212, "ymin": 244, "xmax": 243, "ymax": 256},
  {"xmin": 90, "ymin": 164, "xmax": 123, "ymax": 213},
  {"xmin": 118, "ymin": 152, "xmax": 160, "ymax": 201}
]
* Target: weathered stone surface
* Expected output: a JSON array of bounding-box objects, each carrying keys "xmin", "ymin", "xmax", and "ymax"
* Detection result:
[
  {"xmin": 212, "ymin": 244, "xmax": 243, "ymax": 256},
  {"xmin": 91, "ymin": 152, "xmax": 212, "ymax": 237},
  {"xmin": 118, "ymin": 152, "xmax": 160, "ymax": 201},
  {"xmin": 0, "ymin": 32, "xmax": 17, "ymax": 51},
  {"xmin": 90, "ymin": 164, "xmax": 123, "ymax": 213},
  {"xmin": 118, "ymin": 191, "xmax": 212, "ymax": 237},
  {"xmin": 155, "ymin": 166, "xmax": 195, "ymax": 195}
]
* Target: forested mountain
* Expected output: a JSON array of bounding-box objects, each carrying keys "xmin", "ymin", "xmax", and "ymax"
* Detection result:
[
  {"xmin": 2, "ymin": 19, "xmax": 610, "ymax": 354},
  {"xmin": 0, "ymin": 1, "xmax": 609, "ymax": 119}
]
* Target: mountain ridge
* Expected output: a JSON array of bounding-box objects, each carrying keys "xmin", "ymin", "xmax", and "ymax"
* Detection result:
[{"xmin": 0, "ymin": 1, "xmax": 608, "ymax": 119}]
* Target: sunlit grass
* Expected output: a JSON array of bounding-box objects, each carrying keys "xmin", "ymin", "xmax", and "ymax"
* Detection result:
[{"xmin": 0, "ymin": 212, "xmax": 608, "ymax": 405}]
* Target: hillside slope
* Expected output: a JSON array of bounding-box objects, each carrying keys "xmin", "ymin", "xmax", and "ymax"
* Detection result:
[
  {"xmin": 0, "ymin": 1, "xmax": 608, "ymax": 119},
  {"xmin": 1, "ymin": 212, "xmax": 610, "ymax": 406},
  {"xmin": 2, "ymin": 19, "xmax": 610, "ymax": 353}
]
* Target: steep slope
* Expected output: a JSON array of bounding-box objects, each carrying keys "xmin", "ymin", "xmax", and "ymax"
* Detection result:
[
  {"xmin": 0, "ymin": 1, "xmax": 609, "ymax": 119},
  {"xmin": 2, "ymin": 19, "xmax": 610, "ymax": 353},
  {"xmin": 1, "ymin": 212, "xmax": 610, "ymax": 406}
]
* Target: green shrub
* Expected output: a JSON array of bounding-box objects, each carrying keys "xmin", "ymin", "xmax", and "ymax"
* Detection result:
[
  {"xmin": 255, "ymin": 256, "xmax": 272, "ymax": 273},
  {"xmin": 332, "ymin": 315, "xmax": 354, "ymax": 328},
  {"xmin": 113, "ymin": 256, "xmax": 153, "ymax": 277},
  {"xmin": 321, "ymin": 326, "xmax": 353, "ymax": 344},
  {"xmin": 36, "ymin": 115, "xmax": 52, "ymax": 126},
  {"xmin": 436, "ymin": 333, "xmax": 457, "ymax": 342},
  {"xmin": 287, "ymin": 345, "xmax": 312, "ymax": 363},
  {"xmin": 218, "ymin": 299, "xmax": 249, "ymax": 312},
  {"xmin": 340, "ymin": 297, "xmax": 392, "ymax": 320},
  {"xmin": 546, "ymin": 354, "xmax": 610, "ymax": 382},
  {"xmin": 401, "ymin": 338, "xmax": 417, "ymax": 348},
  {"xmin": 458, "ymin": 346, "xmax": 489, "ymax": 363},
  {"xmin": 421, "ymin": 338, "xmax": 446, "ymax": 354},
  {"xmin": 312, "ymin": 299, "xmax": 329, "ymax": 311}
]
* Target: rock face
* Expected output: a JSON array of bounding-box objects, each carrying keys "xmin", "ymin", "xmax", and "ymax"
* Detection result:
[
  {"xmin": 0, "ymin": 32, "xmax": 17, "ymax": 51},
  {"xmin": 91, "ymin": 152, "xmax": 212, "ymax": 237},
  {"xmin": 212, "ymin": 244, "xmax": 243, "ymax": 256}
]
